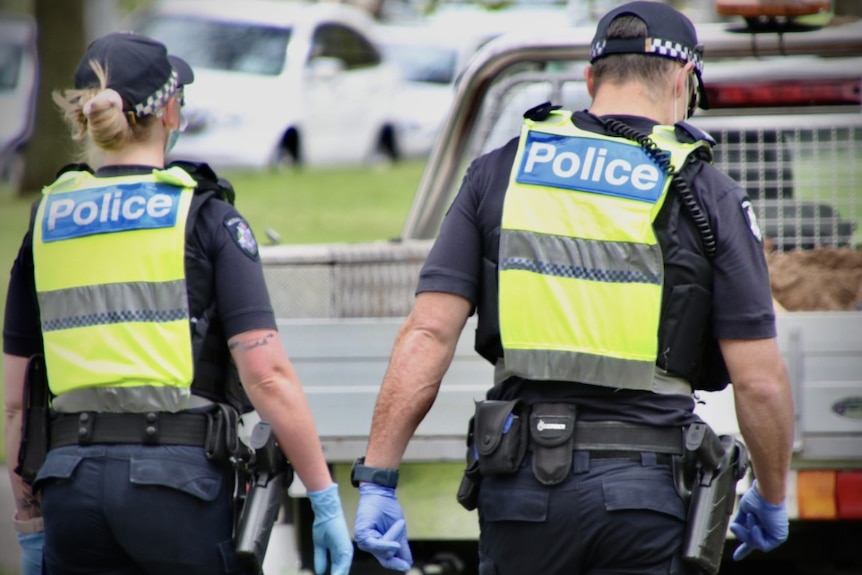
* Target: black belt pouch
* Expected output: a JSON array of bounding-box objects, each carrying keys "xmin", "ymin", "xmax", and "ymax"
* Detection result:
[
  {"xmin": 473, "ymin": 399, "xmax": 527, "ymax": 476},
  {"xmin": 529, "ymin": 403, "xmax": 577, "ymax": 485},
  {"xmin": 456, "ymin": 416, "xmax": 481, "ymax": 511}
]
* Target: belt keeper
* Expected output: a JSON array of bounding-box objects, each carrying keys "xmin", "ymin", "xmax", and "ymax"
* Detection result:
[
  {"xmin": 143, "ymin": 412, "xmax": 159, "ymax": 445},
  {"xmin": 77, "ymin": 412, "xmax": 94, "ymax": 445},
  {"xmin": 13, "ymin": 516, "xmax": 44, "ymax": 534}
]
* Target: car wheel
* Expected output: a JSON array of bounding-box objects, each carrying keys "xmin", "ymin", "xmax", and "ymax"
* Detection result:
[
  {"xmin": 0, "ymin": 147, "xmax": 26, "ymax": 188},
  {"xmin": 271, "ymin": 128, "xmax": 301, "ymax": 170},
  {"xmin": 371, "ymin": 125, "xmax": 400, "ymax": 165}
]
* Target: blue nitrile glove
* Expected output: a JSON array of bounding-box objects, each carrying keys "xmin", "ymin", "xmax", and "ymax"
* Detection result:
[
  {"xmin": 18, "ymin": 531, "xmax": 44, "ymax": 575},
  {"xmin": 354, "ymin": 483, "xmax": 413, "ymax": 572},
  {"xmin": 730, "ymin": 482, "xmax": 789, "ymax": 561},
  {"xmin": 307, "ymin": 483, "xmax": 354, "ymax": 575}
]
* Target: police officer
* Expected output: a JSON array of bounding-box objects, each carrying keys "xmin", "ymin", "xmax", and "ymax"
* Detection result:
[
  {"xmin": 3, "ymin": 32, "xmax": 353, "ymax": 575},
  {"xmin": 352, "ymin": 2, "xmax": 794, "ymax": 573}
]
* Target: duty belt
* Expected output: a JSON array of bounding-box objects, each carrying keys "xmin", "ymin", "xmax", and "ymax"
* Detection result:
[
  {"xmin": 565, "ymin": 421, "xmax": 684, "ymax": 455},
  {"xmin": 50, "ymin": 411, "xmax": 209, "ymax": 449}
]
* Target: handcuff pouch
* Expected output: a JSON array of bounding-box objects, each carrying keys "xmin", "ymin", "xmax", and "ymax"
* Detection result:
[{"xmin": 473, "ymin": 399, "xmax": 527, "ymax": 476}]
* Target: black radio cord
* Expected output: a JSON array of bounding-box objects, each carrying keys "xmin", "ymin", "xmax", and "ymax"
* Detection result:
[{"xmin": 600, "ymin": 118, "xmax": 717, "ymax": 259}]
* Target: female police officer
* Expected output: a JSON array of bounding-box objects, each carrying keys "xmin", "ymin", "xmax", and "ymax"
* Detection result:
[
  {"xmin": 3, "ymin": 31, "xmax": 352, "ymax": 575},
  {"xmin": 353, "ymin": 2, "xmax": 793, "ymax": 573}
]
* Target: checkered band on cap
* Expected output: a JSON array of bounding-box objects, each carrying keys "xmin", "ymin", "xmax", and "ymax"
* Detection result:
[
  {"xmin": 133, "ymin": 68, "xmax": 179, "ymax": 117},
  {"xmin": 591, "ymin": 37, "xmax": 704, "ymax": 74}
]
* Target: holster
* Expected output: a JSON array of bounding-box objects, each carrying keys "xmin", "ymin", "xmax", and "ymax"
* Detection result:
[
  {"xmin": 234, "ymin": 421, "xmax": 293, "ymax": 574},
  {"xmin": 528, "ymin": 403, "xmax": 577, "ymax": 486},
  {"xmin": 473, "ymin": 399, "xmax": 528, "ymax": 476},
  {"xmin": 681, "ymin": 423, "xmax": 750, "ymax": 575},
  {"xmin": 15, "ymin": 355, "xmax": 50, "ymax": 486}
]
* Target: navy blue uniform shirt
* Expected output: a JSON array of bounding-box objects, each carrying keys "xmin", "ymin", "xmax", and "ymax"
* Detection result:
[
  {"xmin": 3, "ymin": 165, "xmax": 277, "ymax": 359},
  {"xmin": 417, "ymin": 111, "xmax": 777, "ymax": 426}
]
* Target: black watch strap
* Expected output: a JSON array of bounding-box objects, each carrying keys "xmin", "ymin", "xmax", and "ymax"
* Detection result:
[{"xmin": 351, "ymin": 456, "xmax": 399, "ymax": 488}]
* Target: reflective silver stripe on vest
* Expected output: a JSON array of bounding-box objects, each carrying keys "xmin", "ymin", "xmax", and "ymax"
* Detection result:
[
  {"xmin": 500, "ymin": 230, "xmax": 662, "ymax": 285},
  {"xmin": 503, "ymin": 347, "xmax": 656, "ymax": 390},
  {"xmin": 37, "ymin": 280, "xmax": 188, "ymax": 332},
  {"xmin": 493, "ymin": 361, "xmax": 692, "ymax": 395},
  {"xmin": 51, "ymin": 386, "xmax": 194, "ymax": 414}
]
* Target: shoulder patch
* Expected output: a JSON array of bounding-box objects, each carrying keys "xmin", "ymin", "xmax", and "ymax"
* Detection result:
[
  {"xmin": 224, "ymin": 216, "xmax": 259, "ymax": 260},
  {"xmin": 741, "ymin": 200, "xmax": 763, "ymax": 242}
]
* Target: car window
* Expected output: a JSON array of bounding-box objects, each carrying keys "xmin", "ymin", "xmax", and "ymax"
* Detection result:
[
  {"xmin": 136, "ymin": 16, "xmax": 292, "ymax": 75},
  {"xmin": 0, "ymin": 43, "xmax": 23, "ymax": 90},
  {"xmin": 383, "ymin": 43, "xmax": 457, "ymax": 84},
  {"xmin": 310, "ymin": 24, "xmax": 381, "ymax": 70}
]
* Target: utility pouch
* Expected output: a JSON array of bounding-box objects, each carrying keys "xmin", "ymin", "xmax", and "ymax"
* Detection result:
[
  {"xmin": 456, "ymin": 416, "xmax": 481, "ymax": 511},
  {"xmin": 473, "ymin": 399, "xmax": 527, "ymax": 476},
  {"xmin": 528, "ymin": 403, "xmax": 576, "ymax": 486},
  {"xmin": 682, "ymin": 425, "xmax": 750, "ymax": 575},
  {"xmin": 16, "ymin": 354, "xmax": 50, "ymax": 486}
]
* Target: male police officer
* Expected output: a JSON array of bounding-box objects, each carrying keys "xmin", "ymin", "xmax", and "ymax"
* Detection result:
[
  {"xmin": 352, "ymin": 2, "xmax": 793, "ymax": 573},
  {"xmin": 3, "ymin": 32, "xmax": 352, "ymax": 575}
]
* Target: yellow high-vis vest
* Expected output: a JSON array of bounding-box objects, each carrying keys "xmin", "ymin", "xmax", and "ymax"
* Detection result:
[
  {"xmin": 33, "ymin": 167, "xmax": 197, "ymax": 402},
  {"xmin": 499, "ymin": 111, "xmax": 705, "ymax": 392}
]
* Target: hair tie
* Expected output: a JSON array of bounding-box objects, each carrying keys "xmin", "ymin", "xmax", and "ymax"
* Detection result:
[{"xmin": 82, "ymin": 88, "xmax": 123, "ymax": 117}]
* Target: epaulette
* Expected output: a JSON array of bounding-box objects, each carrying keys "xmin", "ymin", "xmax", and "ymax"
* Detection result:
[
  {"xmin": 167, "ymin": 160, "xmax": 236, "ymax": 205},
  {"xmin": 675, "ymin": 122, "xmax": 716, "ymax": 163},
  {"xmin": 674, "ymin": 122, "xmax": 716, "ymax": 147},
  {"xmin": 523, "ymin": 101, "xmax": 562, "ymax": 122}
]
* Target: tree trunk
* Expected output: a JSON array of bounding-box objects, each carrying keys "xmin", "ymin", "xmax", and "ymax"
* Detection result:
[{"xmin": 18, "ymin": 0, "xmax": 86, "ymax": 195}]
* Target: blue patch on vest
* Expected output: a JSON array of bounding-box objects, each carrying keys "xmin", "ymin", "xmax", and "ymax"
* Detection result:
[
  {"xmin": 516, "ymin": 132, "xmax": 667, "ymax": 203},
  {"xmin": 41, "ymin": 183, "xmax": 182, "ymax": 242}
]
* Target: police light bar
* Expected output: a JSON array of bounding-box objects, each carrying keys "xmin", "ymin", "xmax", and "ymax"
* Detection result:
[
  {"xmin": 716, "ymin": 0, "xmax": 831, "ymax": 18},
  {"xmin": 705, "ymin": 79, "xmax": 861, "ymax": 108}
]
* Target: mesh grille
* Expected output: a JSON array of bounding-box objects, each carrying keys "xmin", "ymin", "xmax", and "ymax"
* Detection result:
[
  {"xmin": 261, "ymin": 240, "xmax": 432, "ymax": 319},
  {"xmin": 473, "ymin": 72, "xmax": 860, "ymax": 253}
]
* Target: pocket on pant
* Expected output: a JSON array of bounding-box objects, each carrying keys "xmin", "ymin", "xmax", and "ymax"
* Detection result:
[
  {"xmin": 603, "ymin": 478, "xmax": 686, "ymax": 520},
  {"xmin": 130, "ymin": 455, "xmax": 223, "ymax": 502},
  {"xmin": 33, "ymin": 451, "xmax": 85, "ymax": 489},
  {"xmin": 479, "ymin": 485, "xmax": 549, "ymax": 523}
]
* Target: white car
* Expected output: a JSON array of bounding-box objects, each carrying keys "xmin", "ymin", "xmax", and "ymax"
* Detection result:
[
  {"xmin": 0, "ymin": 13, "xmax": 37, "ymax": 186},
  {"xmin": 377, "ymin": 23, "xmax": 495, "ymax": 158},
  {"xmin": 128, "ymin": 0, "xmax": 403, "ymax": 170}
]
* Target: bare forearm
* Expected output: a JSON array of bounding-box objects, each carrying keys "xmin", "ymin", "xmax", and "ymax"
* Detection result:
[
  {"xmin": 243, "ymin": 376, "xmax": 333, "ymax": 492},
  {"xmin": 4, "ymin": 354, "xmax": 39, "ymax": 519},
  {"xmin": 365, "ymin": 295, "xmax": 469, "ymax": 469},
  {"xmin": 733, "ymin": 372, "xmax": 794, "ymax": 504},
  {"xmin": 230, "ymin": 331, "xmax": 333, "ymax": 492}
]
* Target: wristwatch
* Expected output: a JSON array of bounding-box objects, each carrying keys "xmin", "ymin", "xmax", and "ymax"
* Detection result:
[{"xmin": 350, "ymin": 456, "xmax": 399, "ymax": 488}]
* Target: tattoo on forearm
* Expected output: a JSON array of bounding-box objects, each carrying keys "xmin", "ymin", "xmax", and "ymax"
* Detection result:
[
  {"xmin": 16, "ymin": 494, "xmax": 41, "ymax": 517},
  {"xmin": 229, "ymin": 332, "xmax": 275, "ymax": 353}
]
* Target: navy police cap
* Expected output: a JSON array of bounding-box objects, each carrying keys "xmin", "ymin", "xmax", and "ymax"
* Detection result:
[
  {"xmin": 74, "ymin": 32, "xmax": 194, "ymax": 118},
  {"xmin": 590, "ymin": 1, "xmax": 709, "ymax": 110}
]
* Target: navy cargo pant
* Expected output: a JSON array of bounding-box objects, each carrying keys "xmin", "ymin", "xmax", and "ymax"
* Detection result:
[
  {"xmin": 35, "ymin": 444, "xmax": 251, "ymax": 575},
  {"xmin": 477, "ymin": 451, "xmax": 702, "ymax": 575}
]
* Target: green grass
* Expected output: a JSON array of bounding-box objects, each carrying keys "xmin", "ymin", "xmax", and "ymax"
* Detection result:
[{"xmin": 0, "ymin": 159, "xmax": 426, "ymax": 463}]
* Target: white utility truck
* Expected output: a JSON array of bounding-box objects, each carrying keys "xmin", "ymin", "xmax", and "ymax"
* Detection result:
[{"xmin": 260, "ymin": 9, "xmax": 862, "ymax": 575}]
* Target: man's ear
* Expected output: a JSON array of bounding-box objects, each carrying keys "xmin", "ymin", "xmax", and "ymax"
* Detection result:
[
  {"xmin": 677, "ymin": 61, "xmax": 695, "ymax": 98},
  {"xmin": 585, "ymin": 65, "xmax": 596, "ymax": 98},
  {"xmin": 163, "ymin": 95, "xmax": 181, "ymax": 131}
]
